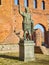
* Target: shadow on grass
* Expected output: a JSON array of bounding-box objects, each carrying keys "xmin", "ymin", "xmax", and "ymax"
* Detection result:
[
  {"xmin": 37, "ymin": 59, "xmax": 49, "ymax": 64},
  {"xmin": 34, "ymin": 58, "xmax": 49, "ymax": 65},
  {"xmin": 0, "ymin": 55, "xmax": 21, "ymax": 61},
  {"xmin": 0, "ymin": 54, "xmax": 49, "ymax": 65}
]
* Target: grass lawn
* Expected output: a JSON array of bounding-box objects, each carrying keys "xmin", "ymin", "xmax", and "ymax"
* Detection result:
[{"xmin": 0, "ymin": 52, "xmax": 49, "ymax": 65}]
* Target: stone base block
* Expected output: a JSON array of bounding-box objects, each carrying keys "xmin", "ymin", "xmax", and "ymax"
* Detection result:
[{"xmin": 19, "ymin": 41, "xmax": 35, "ymax": 62}]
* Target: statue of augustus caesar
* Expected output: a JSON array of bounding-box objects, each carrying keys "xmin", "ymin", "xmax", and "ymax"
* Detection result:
[{"xmin": 18, "ymin": 6, "xmax": 34, "ymax": 40}]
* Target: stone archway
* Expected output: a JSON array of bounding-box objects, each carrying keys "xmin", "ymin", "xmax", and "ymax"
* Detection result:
[
  {"xmin": 34, "ymin": 29, "xmax": 43, "ymax": 46},
  {"xmin": 33, "ymin": 23, "xmax": 47, "ymax": 47}
]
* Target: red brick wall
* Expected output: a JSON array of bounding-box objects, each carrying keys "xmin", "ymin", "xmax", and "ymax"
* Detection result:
[{"xmin": 0, "ymin": 0, "xmax": 49, "ymax": 45}]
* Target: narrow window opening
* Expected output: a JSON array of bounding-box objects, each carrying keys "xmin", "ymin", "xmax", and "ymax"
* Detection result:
[
  {"xmin": 24, "ymin": 0, "xmax": 28, "ymax": 7},
  {"xmin": 14, "ymin": 0, "xmax": 19, "ymax": 5},
  {"xmin": 0, "ymin": 0, "xmax": 1, "ymax": 5},
  {"xmin": 33, "ymin": 0, "xmax": 37, "ymax": 9},
  {"xmin": 42, "ymin": 1, "xmax": 45, "ymax": 10}
]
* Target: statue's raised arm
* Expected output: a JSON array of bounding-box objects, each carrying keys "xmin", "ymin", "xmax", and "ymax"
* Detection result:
[
  {"xmin": 18, "ymin": 5, "xmax": 22, "ymax": 14},
  {"xmin": 18, "ymin": 5, "xmax": 26, "ymax": 16},
  {"xmin": 18, "ymin": 5, "xmax": 23, "ymax": 15}
]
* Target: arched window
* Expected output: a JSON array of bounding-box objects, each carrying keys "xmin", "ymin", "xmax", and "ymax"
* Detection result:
[
  {"xmin": 0, "ymin": 0, "xmax": 1, "ymax": 5},
  {"xmin": 42, "ymin": 1, "xmax": 45, "ymax": 10},
  {"xmin": 33, "ymin": 0, "xmax": 37, "ymax": 8},
  {"xmin": 24, "ymin": 0, "xmax": 28, "ymax": 7},
  {"xmin": 14, "ymin": 0, "xmax": 19, "ymax": 5}
]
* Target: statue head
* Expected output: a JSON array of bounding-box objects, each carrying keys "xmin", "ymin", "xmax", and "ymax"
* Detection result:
[{"xmin": 25, "ymin": 7, "xmax": 29, "ymax": 13}]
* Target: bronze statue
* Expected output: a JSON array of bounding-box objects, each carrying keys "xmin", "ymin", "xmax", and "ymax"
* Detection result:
[{"xmin": 18, "ymin": 5, "xmax": 34, "ymax": 40}]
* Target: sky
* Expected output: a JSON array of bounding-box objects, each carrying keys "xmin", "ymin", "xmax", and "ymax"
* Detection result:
[
  {"xmin": 15, "ymin": 0, "xmax": 44, "ymax": 32},
  {"xmin": 14, "ymin": 0, "xmax": 27, "ymax": 6},
  {"xmin": 14, "ymin": 0, "xmax": 18, "ymax": 5},
  {"xmin": 34, "ymin": 24, "xmax": 44, "ymax": 32}
]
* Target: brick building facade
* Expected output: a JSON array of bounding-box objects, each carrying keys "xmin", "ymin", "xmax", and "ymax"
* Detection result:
[{"xmin": 0, "ymin": 0, "xmax": 49, "ymax": 47}]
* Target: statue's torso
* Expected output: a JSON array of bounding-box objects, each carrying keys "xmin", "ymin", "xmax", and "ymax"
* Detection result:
[
  {"xmin": 23, "ymin": 13, "xmax": 31, "ymax": 23},
  {"xmin": 22, "ymin": 13, "xmax": 32, "ymax": 32}
]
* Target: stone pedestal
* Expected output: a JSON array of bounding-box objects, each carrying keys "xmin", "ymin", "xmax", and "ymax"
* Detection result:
[{"xmin": 19, "ymin": 41, "xmax": 35, "ymax": 61}]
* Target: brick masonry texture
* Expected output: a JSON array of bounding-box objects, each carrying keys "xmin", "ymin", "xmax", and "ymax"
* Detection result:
[{"xmin": 0, "ymin": 0, "xmax": 49, "ymax": 46}]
